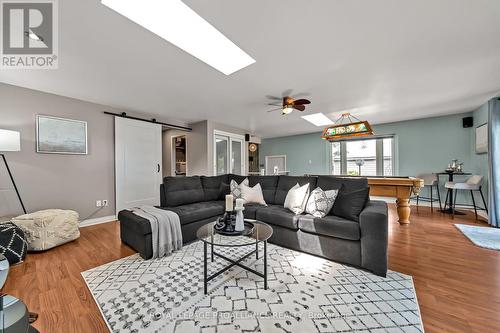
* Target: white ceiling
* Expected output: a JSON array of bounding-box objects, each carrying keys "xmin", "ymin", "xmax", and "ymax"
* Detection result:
[{"xmin": 1, "ymin": 0, "xmax": 500, "ymax": 138}]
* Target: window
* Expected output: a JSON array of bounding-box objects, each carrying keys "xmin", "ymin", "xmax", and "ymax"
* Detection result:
[{"xmin": 330, "ymin": 136, "xmax": 395, "ymax": 176}]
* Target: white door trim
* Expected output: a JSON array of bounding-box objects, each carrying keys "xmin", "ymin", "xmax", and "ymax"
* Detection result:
[{"xmin": 213, "ymin": 130, "xmax": 245, "ymax": 175}]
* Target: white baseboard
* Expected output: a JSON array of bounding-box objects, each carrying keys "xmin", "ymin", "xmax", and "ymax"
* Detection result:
[{"xmin": 80, "ymin": 215, "xmax": 117, "ymax": 227}]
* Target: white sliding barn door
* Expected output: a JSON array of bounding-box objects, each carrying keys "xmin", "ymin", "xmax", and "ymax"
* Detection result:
[{"xmin": 115, "ymin": 117, "xmax": 162, "ymax": 214}]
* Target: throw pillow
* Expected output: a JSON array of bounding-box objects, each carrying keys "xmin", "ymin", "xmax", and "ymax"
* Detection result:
[
  {"xmin": 284, "ymin": 183, "xmax": 310, "ymax": 215},
  {"xmin": 230, "ymin": 178, "xmax": 249, "ymax": 199},
  {"xmin": 0, "ymin": 222, "xmax": 27, "ymax": 264},
  {"xmin": 240, "ymin": 183, "xmax": 267, "ymax": 206},
  {"xmin": 305, "ymin": 187, "xmax": 339, "ymax": 218},
  {"xmin": 331, "ymin": 186, "xmax": 370, "ymax": 222}
]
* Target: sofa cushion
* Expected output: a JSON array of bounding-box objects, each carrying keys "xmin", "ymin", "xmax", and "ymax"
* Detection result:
[
  {"xmin": 243, "ymin": 203, "xmax": 266, "ymax": 220},
  {"xmin": 274, "ymin": 176, "xmax": 318, "ymax": 205},
  {"xmin": 255, "ymin": 204, "xmax": 301, "ymax": 230},
  {"xmin": 161, "ymin": 201, "xmax": 224, "ymax": 225},
  {"xmin": 299, "ymin": 214, "xmax": 360, "ymax": 241},
  {"xmin": 201, "ymin": 175, "xmax": 229, "ymax": 201},
  {"xmin": 219, "ymin": 182, "xmax": 230, "ymax": 199},
  {"xmin": 228, "ymin": 174, "xmax": 247, "ymax": 185},
  {"xmin": 317, "ymin": 175, "xmax": 368, "ymax": 193},
  {"xmin": 331, "ymin": 186, "xmax": 370, "ymax": 222},
  {"xmin": 163, "ymin": 176, "xmax": 205, "ymax": 207},
  {"xmin": 248, "ymin": 176, "xmax": 279, "ymax": 205}
]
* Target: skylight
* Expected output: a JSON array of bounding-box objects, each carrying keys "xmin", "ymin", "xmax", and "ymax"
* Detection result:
[
  {"xmin": 301, "ymin": 113, "xmax": 334, "ymax": 127},
  {"xmin": 101, "ymin": 0, "xmax": 256, "ymax": 75}
]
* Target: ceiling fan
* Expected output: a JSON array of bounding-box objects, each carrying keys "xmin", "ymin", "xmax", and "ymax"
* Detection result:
[{"xmin": 267, "ymin": 96, "xmax": 311, "ymax": 115}]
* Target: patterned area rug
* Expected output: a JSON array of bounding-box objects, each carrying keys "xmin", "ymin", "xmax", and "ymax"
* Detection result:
[
  {"xmin": 455, "ymin": 224, "xmax": 500, "ymax": 250},
  {"xmin": 82, "ymin": 240, "xmax": 423, "ymax": 332}
]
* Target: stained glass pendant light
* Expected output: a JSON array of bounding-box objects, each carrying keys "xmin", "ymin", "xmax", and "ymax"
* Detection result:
[{"xmin": 321, "ymin": 113, "xmax": 373, "ymax": 141}]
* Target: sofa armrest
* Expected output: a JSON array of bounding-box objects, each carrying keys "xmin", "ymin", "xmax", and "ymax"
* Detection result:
[
  {"xmin": 359, "ymin": 200, "xmax": 388, "ymax": 276},
  {"xmin": 160, "ymin": 183, "xmax": 167, "ymax": 207}
]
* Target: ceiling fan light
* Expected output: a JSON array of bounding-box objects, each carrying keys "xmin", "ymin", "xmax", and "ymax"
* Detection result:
[{"xmin": 282, "ymin": 106, "xmax": 294, "ymax": 115}]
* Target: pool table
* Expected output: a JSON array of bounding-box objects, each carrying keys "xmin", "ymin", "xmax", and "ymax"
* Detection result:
[{"xmin": 366, "ymin": 176, "xmax": 424, "ymax": 224}]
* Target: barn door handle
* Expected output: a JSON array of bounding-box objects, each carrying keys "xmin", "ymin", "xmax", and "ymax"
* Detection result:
[{"xmin": 157, "ymin": 164, "xmax": 160, "ymax": 173}]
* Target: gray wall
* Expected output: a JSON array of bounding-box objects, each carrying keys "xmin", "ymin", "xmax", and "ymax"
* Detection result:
[
  {"xmin": 0, "ymin": 83, "xmax": 117, "ymax": 219},
  {"xmin": 186, "ymin": 121, "xmax": 210, "ymax": 176},
  {"xmin": 260, "ymin": 112, "xmax": 484, "ymax": 204}
]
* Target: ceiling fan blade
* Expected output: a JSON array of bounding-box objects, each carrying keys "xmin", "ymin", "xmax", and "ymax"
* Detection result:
[
  {"xmin": 265, "ymin": 95, "xmax": 282, "ymax": 101},
  {"xmin": 293, "ymin": 105, "xmax": 306, "ymax": 111},
  {"xmin": 267, "ymin": 108, "xmax": 282, "ymax": 113},
  {"xmin": 267, "ymin": 103, "xmax": 282, "ymax": 106},
  {"xmin": 281, "ymin": 89, "xmax": 294, "ymax": 97},
  {"xmin": 293, "ymin": 99, "xmax": 311, "ymax": 105}
]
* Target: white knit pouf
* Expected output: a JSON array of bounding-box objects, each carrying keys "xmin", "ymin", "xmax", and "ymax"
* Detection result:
[{"xmin": 11, "ymin": 209, "xmax": 80, "ymax": 251}]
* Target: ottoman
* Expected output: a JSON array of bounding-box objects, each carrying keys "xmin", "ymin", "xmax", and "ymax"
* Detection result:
[{"xmin": 12, "ymin": 209, "xmax": 80, "ymax": 251}]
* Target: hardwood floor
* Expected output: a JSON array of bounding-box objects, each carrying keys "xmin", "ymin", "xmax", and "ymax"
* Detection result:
[{"xmin": 3, "ymin": 205, "xmax": 499, "ymax": 333}]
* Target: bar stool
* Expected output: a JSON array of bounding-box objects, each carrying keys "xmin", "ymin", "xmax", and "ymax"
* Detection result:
[
  {"xmin": 415, "ymin": 173, "xmax": 442, "ymax": 210},
  {"xmin": 443, "ymin": 175, "xmax": 488, "ymax": 219}
]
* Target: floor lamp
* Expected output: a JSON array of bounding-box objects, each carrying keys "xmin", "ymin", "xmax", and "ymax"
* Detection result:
[{"xmin": 0, "ymin": 129, "xmax": 26, "ymax": 215}]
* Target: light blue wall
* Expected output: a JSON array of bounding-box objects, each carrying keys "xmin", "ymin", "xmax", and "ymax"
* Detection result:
[
  {"xmin": 260, "ymin": 112, "xmax": 479, "ymax": 204},
  {"xmin": 374, "ymin": 113, "xmax": 473, "ymax": 177},
  {"xmin": 259, "ymin": 132, "xmax": 331, "ymax": 175}
]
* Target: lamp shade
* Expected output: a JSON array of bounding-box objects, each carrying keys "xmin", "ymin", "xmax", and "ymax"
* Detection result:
[{"xmin": 0, "ymin": 129, "xmax": 21, "ymax": 152}]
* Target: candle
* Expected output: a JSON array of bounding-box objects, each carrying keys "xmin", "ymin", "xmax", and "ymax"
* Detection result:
[
  {"xmin": 235, "ymin": 198, "xmax": 244, "ymax": 210},
  {"xmin": 225, "ymin": 194, "xmax": 234, "ymax": 211}
]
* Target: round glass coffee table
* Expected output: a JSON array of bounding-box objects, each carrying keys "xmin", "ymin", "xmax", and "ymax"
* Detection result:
[{"xmin": 196, "ymin": 220, "xmax": 273, "ymax": 294}]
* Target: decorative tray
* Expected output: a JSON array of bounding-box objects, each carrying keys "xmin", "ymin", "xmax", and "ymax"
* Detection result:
[{"xmin": 214, "ymin": 220, "xmax": 254, "ymax": 236}]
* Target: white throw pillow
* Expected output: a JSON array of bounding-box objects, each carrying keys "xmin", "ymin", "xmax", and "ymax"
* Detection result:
[
  {"xmin": 230, "ymin": 178, "xmax": 249, "ymax": 199},
  {"xmin": 305, "ymin": 187, "xmax": 339, "ymax": 218},
  {"xmin": 284, "ymin": 183, "xmax": 310, "ymax": 215},
  {"xmin": 240, "ymin": 183, "xmax": 267, "ymax": 206}
]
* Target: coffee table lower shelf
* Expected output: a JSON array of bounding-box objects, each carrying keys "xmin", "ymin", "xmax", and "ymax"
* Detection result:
[{"xmin": 203, "ymin": 240, "xmax": 267, "ymax": 295}]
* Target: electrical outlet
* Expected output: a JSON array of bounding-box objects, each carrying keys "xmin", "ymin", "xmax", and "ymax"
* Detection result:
[
  {"xmin": 96, "ymin": 200, "xmax": 102, "ymax": 207},
  {"xmin": 102, "ymin": 199, "xmax": 109, "ymax": 207}
]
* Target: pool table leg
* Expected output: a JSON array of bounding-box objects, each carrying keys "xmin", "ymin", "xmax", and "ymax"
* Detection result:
[{"xmin": 396, "ymin": 197, "xmax": 411, "ymax": 224}]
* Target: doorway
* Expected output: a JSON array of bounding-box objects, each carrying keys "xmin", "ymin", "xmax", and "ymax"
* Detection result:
[
  {"xmin": 265, "ymin": 155, "xmax": 287, "ymax": 175},
  {"xmin": 171, "ymin": 135, "xmax": 187, "ymax": 176},
  {"xmin": 214, "ymin": 131, "xmax": 245, "ymax": 175}
]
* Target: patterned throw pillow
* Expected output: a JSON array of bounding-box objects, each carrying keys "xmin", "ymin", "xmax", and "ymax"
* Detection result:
[
  {"xmin": 230, "ymin": 178, "xmax": 249, "ymax": 199},
  {"xmin": 305, "ymin": 187, "xmax": 339, "ymax": 218},
  {"xmin": 0, "ymin": 222, "xmax": 28, "ymax": 265},
  {"xmin": 284, "ymin": 183, "xmax": 310, "ymax": 215}
]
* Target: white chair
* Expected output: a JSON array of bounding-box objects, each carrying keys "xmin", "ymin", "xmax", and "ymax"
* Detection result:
[
  {"xmin": 444, "ymin": 175, "xmax": 488, "ymax": 219},
  {"xmin": 415, "ymin": 173, "xmax": 442, "ymax": 210}
]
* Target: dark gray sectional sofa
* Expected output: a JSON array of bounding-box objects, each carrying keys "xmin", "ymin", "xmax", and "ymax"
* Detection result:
[{"xmin": 119, "ymin": 174, "xmax": 388, "ymax": 276}]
